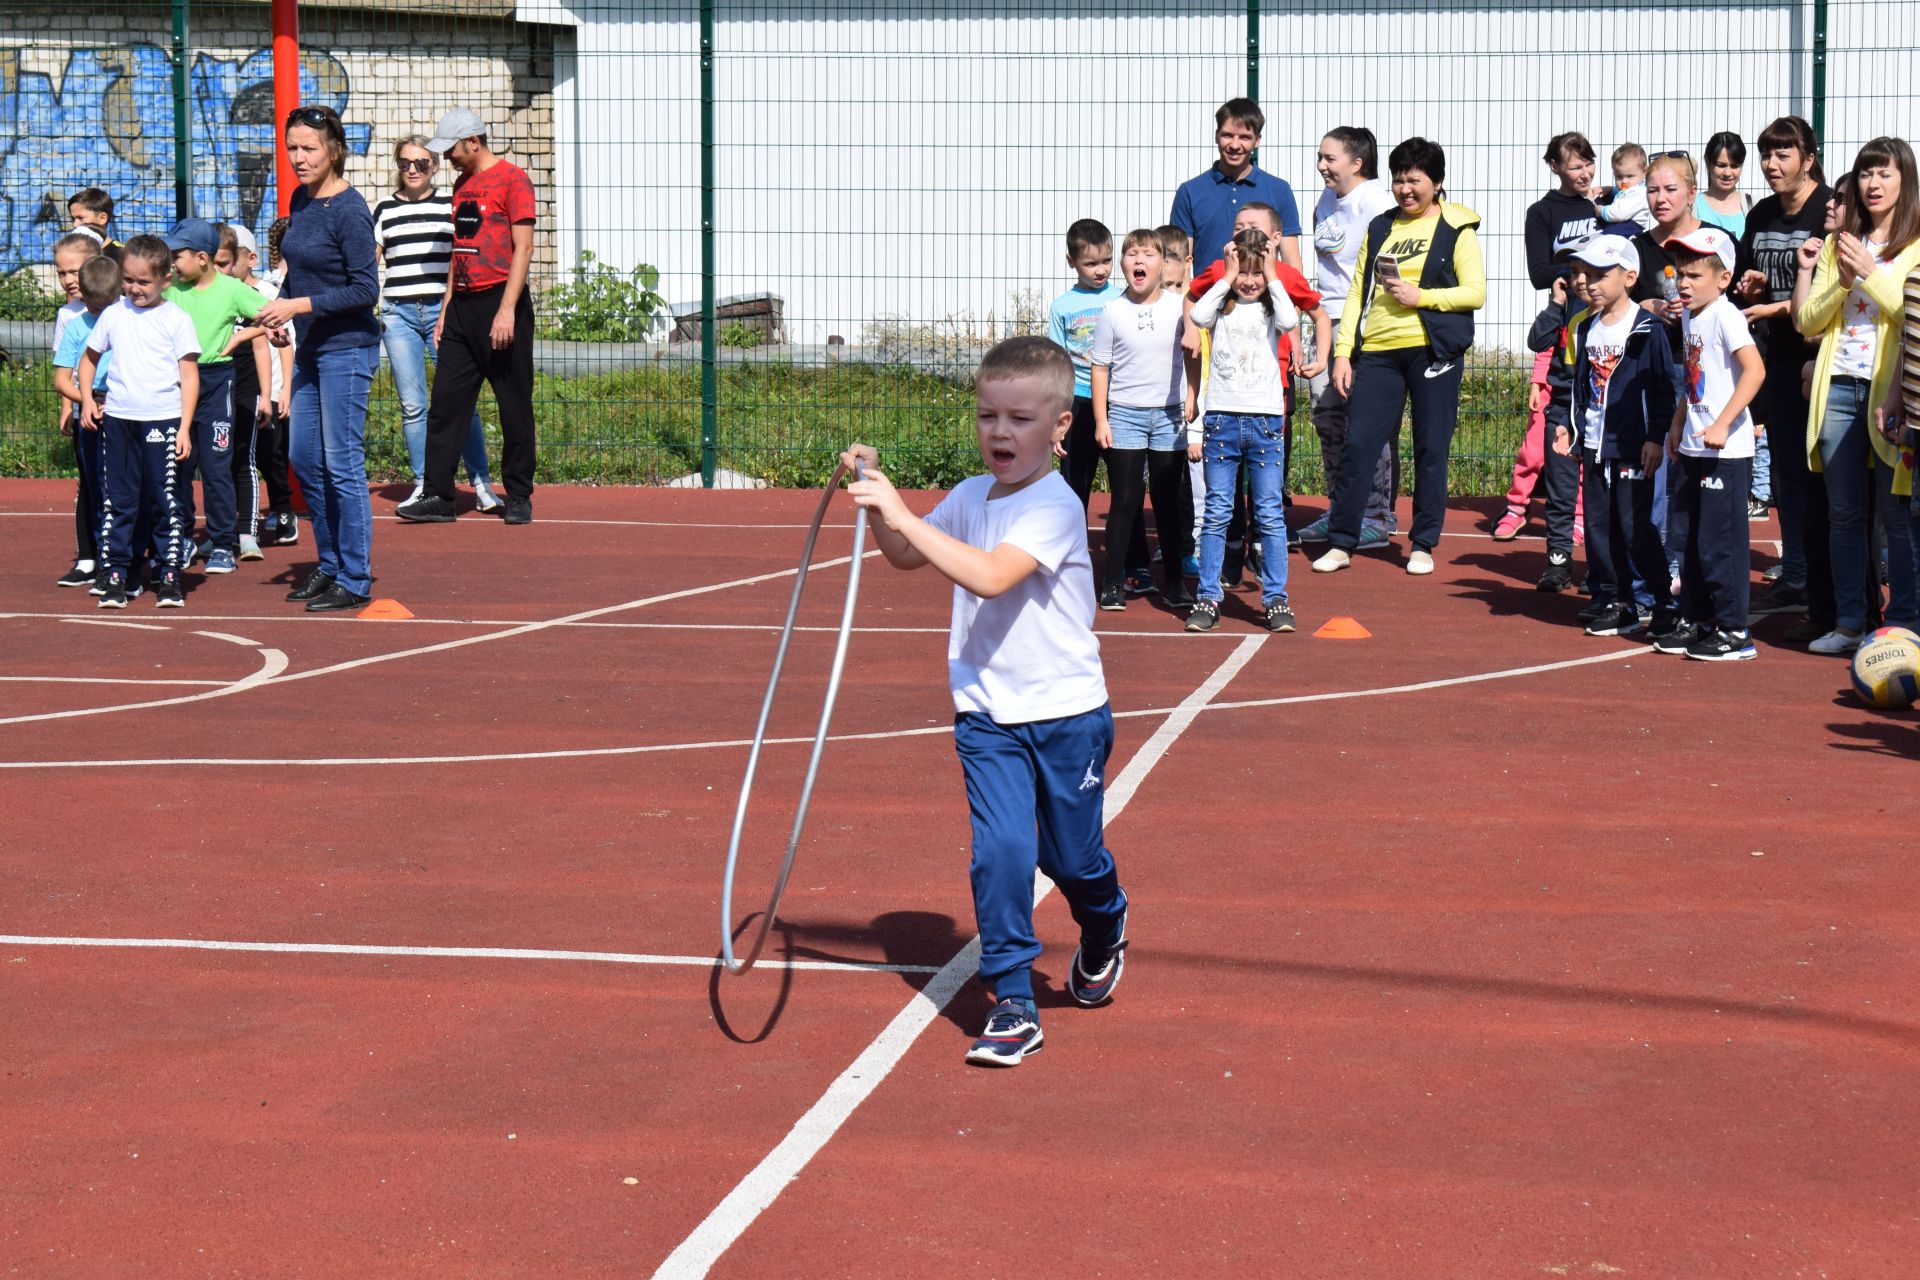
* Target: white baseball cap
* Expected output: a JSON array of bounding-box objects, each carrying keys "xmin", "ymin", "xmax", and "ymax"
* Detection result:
[
  {"xmin": 1567, "ymin": 234, "xmax": 1640, "ymax": 274},
  {"xmin": 231, "ymin": 225, "xmax": 259, "ymax": 257},
  {"xmin": 1665, "ymin": 226, "xmax": 1737, "ymax": 272},
  {"xmin": 425, "ymin": 108, "xmax": 486, "ymax": 154}
]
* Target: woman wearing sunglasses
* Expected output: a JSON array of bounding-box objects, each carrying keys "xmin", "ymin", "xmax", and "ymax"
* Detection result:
[
  {"xmin": 256, "ymin": 104, "xmax": 380, "ymax": 612},
  {"xmin": 374, "ymin": 137, "xmax": 501, "ymax": 514}
]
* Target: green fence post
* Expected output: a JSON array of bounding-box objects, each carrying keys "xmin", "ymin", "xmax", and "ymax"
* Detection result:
[
  {"xmin": 172, "ymin": 0, "xmax": 192, "ymax": 219},
  {"xmin": 699, "ymin": 0, "xmax": 717, "ymax": 488},
  {"xmin": 1246, "ymin": 0, "xmax": 1260, "ymax": 101},
  {"xmin": 1810, "ymin": 0, "xmax": 1829, "ymax": 145}
]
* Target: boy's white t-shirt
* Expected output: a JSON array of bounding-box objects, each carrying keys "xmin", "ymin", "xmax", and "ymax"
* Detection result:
[
  {"xmin": 922, "ymin": 472, "xmax": 1107, "ymax": 725},
  {"xmin": 1312, "ymin": 177, "xmax": 1396, "ymax": 320},
  {"xmin": 1581, "ymin": 310, "xmax": 1635, "ymax": 452},
  {"xmin": 1831, "ymin": 244, "xmax": 1890, "ymax": 380},
  {"xmin": 53, "ymin": 298, "xmax": 86, "ymax": 355},
  {"xmin": 1089, "ymin": 292, "xmax": 1186, "ymax": 409},
  {"xmin": 1679, "ymin": 297, "xmax": 1757, "ymax": 458},
  {"xmin": 85, "ymin": 297, "xmax": 201, "ymax": 421}
]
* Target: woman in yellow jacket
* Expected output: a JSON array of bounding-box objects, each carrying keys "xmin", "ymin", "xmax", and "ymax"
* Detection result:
[{"xmin": 1792, "ymin": 136, "xmax": 1920, "ymax": 653}]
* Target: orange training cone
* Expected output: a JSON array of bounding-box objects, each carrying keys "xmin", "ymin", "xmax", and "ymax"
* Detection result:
[
  {"xmin": 357, "ymin": 598, "xmax": 415, "ymax": 621},
  {"xmin": 1313, "ymin": 616, "xmax": 1371, "ymax": 639}
]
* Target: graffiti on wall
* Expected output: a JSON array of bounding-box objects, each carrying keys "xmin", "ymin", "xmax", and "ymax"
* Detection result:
[{"xmin": 0, "ymin": 45, "xmax": 373, "ymax": 272}]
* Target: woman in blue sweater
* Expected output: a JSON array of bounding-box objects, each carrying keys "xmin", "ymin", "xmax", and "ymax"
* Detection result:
[{"xmin": 257, "ymin": 104, "xmax": 381, "ymax": 612}]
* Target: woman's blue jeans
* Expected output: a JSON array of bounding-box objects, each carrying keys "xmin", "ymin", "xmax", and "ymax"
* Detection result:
[
  {"xmin": 1818, "ymin": 376, "xmax": 1915, "ymax": 631},
  {"xmin": 381, "ymin": 300, "xmax": 490, "ymax": 483},
  {"xmin": 291, "ymin": 344, "xmax": 378, "ymax": 595},
  {"xmin": 1198, "ymin": 411, "xmax": 1290, "ymax": 604}
]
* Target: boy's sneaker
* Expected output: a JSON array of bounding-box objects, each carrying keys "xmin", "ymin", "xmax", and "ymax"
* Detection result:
[
  {"xmin": 1751, "ymin": 578, "xmax": 1807, "ymax": 615},
  {"xmin": 1747, "ymin": 497, "xmax": 1770, "ymax": 520},
  {"xmin": 1761, "ymin": 563, "xmax": 1783, "ymax": 583},
  {"xmin": 1296, "ymin": 514, "xmax": 1331, "ymax": 543},
  {"xmin": 89, "ymin": 568, "xmax": 110, "ymax": 597},
  {"xmin": 1311, "ymin": 548, "xmax": 1350, "ymax": 573},
  {"xmin": 1098, "ymin": 585, "xmax": 1125, "ymax": 612},
  {"xmin": 474, "ymin": 478, "xmax": 505, "ymax": 514},
  {"xmin": 204, "ymin": 548, "xmax": 237, "ymax": 574},
  {"xmin": 1808, "ymin": 628, "xmax": 1863, "ymax": 655},
  {"xmin": 397, "ymin": 493, "xmax": 458, "ymax": 523},
  {"xmin": 1583, "ymin": 602, "xmax": 1645, "ymax": 636},
  {"xmin": 190, "ymin": 537, "xmax": 212, "ymax": 563},
  {"xmin": 1357, "ymin": 520, "xmax": 1392, "ymax": 550},
  {"xmin": 1067, "ymin": 915, "xmax": 1129, "ymax": 1008},
  {"xmin": 1576, "ymin": 598, "xmax": 1611, "ymax": 624},
  {"xmin": 1537, "ymin": 552, "xmax": 1573, "ymax": 592},
  {"xmin": 1180, "ymin": 554, "xmax": 1200, "ymax": 578},
  {"xmin": 153, "ymin": 571, "xmax": 185, "ymax": 608},
  {"xmin": 56, "ymin": 560, "xmax": 96, "ymax": 588},
  {"xmin": 502, "ymin": 496, "xmax": 533, "ymax": 526},
  {"xmin": 1219, "ymin": 552, "xmax": 1244, "ymax": 589},
  {"xmin": 238, "ymin": 535, "xmax": 264, "ymax": 561},
  {"xmin": 1406, "ymin": 549, "xmax": 1435, "ymax": 576},
  {"xmin": 1185, "ymin": 599, "xmax": 1220, "ymax": 632},
  {"xmin": 1123, "ymin": 569, "xmax": 1157, "ymax": 597},
  {"xmin": 1650, "ymin": 619, "xmax": 1700, "ymax": 654},
  {"xmin": 1264, "ymin": 599, "xmax": 1296, "ymax": 632},
  {"xmin": 1492, "ymin": 507, "xmax": 1526, "ymax": 540},
  {"xmin": 268, "ymin": 514, "xmax": 300, "ymax": 546},
  {"xmin": 97, "ymin": 571, "xmax": 128, "ymax": 609},
  {"xmin": 1686, "ymin": 628, "xmax": 1758, "ymax": 661},
  {"xmin": 965, "ymin": 997, "xmax": 1043, "ymax": 1067}
]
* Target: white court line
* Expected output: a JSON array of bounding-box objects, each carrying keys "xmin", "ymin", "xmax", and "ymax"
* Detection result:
[
  {"xmin": 0, "ymin": 934, "xmax": 941, "ymax": 975},
  {"xmin": 0, "ymin": 642, "xmax": 288, "ymax": 727},
  {"xmin": 0, "ymin": 646, "xmax": 1643, "ymax": 770},
  {"xmin": 651, "ymin": 635, "xmax": 1265, "ymax": 1279},
  {"xmin": 0, "ymin": 676, "xmax": 226, "ymax": 688},
  {"xmin": 192, "ymin": 630, "xmax": 261, "ymax": 648},
  {"xmin": 60, "ymin": 617, "xmax": 170, "ymax": 632}
]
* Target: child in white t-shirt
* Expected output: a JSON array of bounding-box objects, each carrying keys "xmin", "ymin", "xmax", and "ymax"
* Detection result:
[
  {"xmin": 842, "ymin": 336, "xmax": 1130, "ymax": 1068},
  {"xmin": 1661, "ymin": 227, "xmax": 1766, "ymax": 660}
]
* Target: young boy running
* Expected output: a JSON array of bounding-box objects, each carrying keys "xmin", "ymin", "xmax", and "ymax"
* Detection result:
[
  {"xmin": 1659, "ymin": 227, "xmax": 1766, "ymax": 660},
  {"xmin": 842, "ymin": 336, "xmax": 1130, "ymax": 1067}
]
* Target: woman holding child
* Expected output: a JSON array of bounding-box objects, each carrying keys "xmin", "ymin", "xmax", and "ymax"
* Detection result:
[{"xmin": 257, "ymin": 104, "xmax": 381, "ymax": 613}]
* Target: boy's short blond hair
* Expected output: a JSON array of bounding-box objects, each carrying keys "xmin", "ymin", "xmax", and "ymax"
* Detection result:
[
  {"xmin": 79, "ymin": 255, "xmax": 122, "ymax": 305},
  {"xmin": 1612, "ymin": 142, "xmax": 1648, "ymax": 170},
  {"xmin": 1154, "ymin": 224, "xmax": 1190, "ymax": 260},
  {"xmin": 1120, "ymin": 227, "xmax": 1164, "ymax": 256},
  {"xmin": 977, "ymin": 336, "xmax": 1075, "ymax": 418}
]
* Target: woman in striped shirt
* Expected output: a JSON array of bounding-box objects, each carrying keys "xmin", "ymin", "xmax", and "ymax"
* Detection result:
[{"xmin": 375, "ymin": 135, "xmax": 500, "ymax": 512}]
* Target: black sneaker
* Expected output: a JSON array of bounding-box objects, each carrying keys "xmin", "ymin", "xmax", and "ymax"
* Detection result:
[
  {"xmin": 1537, "ymin": 552, "xmax": 1573, "ymax": 593},
  {"xmin": 965, "ymin": 997, "xmax": 1043, "ymax": 1067},
  {"xmin": 1098, "ymin": 585, "xmax": 1125, "ymax": 612},
  {"xmin": 154, "ymin": 571, "xmax": 185, "ymax": 608},
  {"xmin": 1761, "ymin": 563, "xmax": 1784, "ymax": 583},
  {"xmin": 1185, "ymin": 599, "xmax": 1220, "ymax": 632},
  {"xmin": 305, "ymin": 583, "xmax": 372, "ymax": 613},
  {"xmin": 97, "ymin": 570, "xmax": 128, "ymax": 609},
  {"xmin": 1264, "ymin": 599, "xmax": 1296, "ymax": 633},
  {"xmin": 1123, "ymin": 569, "xmax": 1156, "ymax": 597},
  {"xmin": 1220, "ymin": 550, "xmax": 1244, "ymax": 589},
  {"xmin": 1750, "ymin": 579, "xmax": 1808, "ymax": 616},
  {"xmin": 267, "ymin": 513, "xmax": 300, "ymax": 546},
  {"xmin": 396, "ymin": 493, "xmax": 457, "ymax": 523},
  {"xmin": 1576, "ymin": 598, "xmax": 1611, "ymax": 624},
  {"xmin": 1747, "ymin": 497, "xmax": 1770, "ymax": 520},
  {"xmin": 285, "ymin": 569, "xmax": 335, "ymax": 602},
  {"xmin": 1583, "ymin": 603, "xmax": 1646, "ymax": 636},
  {"xmin": 1686, "ymin": 628, "xmax": 1758, "ymax": 661},
  {"xmin": 502, "ymin": 496, "xmax": 533, "ymax": 526},
  {"xmin": 56, "ymin": 562, "xmax": 95, "ymax": 588},
  {"xmin": 1162, "ymin": 576, "xmax": 1196, "ymax": 608},
  {"xmin": 1650, "ymin": 620, "xmax": 1699, "ymax": 654},
  {"xmin": 1067, "ymin": 911, "xmax": 1128, "ymax": 1008}
]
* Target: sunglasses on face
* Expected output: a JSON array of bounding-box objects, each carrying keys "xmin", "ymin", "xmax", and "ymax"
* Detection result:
[{"xmin": 397, "ymin": 158, "xmax": 434, "ymax": 173}]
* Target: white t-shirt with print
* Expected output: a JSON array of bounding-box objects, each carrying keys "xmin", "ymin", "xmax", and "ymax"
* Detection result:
[
  {"xmin": 1313, "ymin": 177, "xmax": 1396, "ymax": 320},
  {"xmin": 1582, "ymin": 310, "xmax": 1635, "ymax": 453},
  {"xmin": 85, "ymin": 297, "xmax": 201, "ymax": 421},
  {"xmin": 922, "ymin": 472, "xmax": 1106, "ymax": 725},
  {"xmin": 1679, "ymin": 297, "xmax": 1757, "ymax": 458},
  {"xmin": 1089, "ymin": 291, "xmax": 1186, "ymax": 409},
  {"xmin": 1831, "ymin": 243, "xmax": 1891, "ymax": 380}
]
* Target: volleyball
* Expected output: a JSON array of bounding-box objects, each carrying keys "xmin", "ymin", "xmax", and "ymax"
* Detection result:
[{"xmin": 1850, "ymin": 630, "xmax": 1920, "ymax": 710}]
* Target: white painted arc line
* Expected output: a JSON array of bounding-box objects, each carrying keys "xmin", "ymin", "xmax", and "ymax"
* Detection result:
[
  {"xmin": 59, "ymin": 617, "xmax": 170, "ymax": 632},
  {"xmin": 0, "ymin": 676, "xmax": 228, "ymax": 688},
  {"xmin": 0, "ymin": 935, "xmax": 942, "ymax": 975},
  {"xmin": 0, "ymin": 646, "xmax": 287, "ymax": 727},
  {"xmin": 650, "ymin": 634, "xmax": 1266, "ymax": 1279},
  {"xmin": 192, "ymin": 630, "xmax": 261, "ymax": 647},
  {"xmin": 0, "ymin": 647, "xmax": 1644, "ymax": 769}
]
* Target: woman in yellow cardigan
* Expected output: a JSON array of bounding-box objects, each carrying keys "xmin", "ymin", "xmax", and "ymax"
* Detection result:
[{"xmin": 1792, "ymin": 136, "xmax": 1920, "ymax": 653}]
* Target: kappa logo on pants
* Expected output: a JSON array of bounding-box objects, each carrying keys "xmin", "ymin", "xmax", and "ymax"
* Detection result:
[
  {"xmin": 144, "ymin": 427, "xmax": 165, "ymax": 443},
  {"xmin": 1078, "ymin": 753, "xmax": 1101, "ymax": 792}
]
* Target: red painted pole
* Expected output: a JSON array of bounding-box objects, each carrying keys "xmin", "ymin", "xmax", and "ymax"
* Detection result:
[{"xmin": 272, "ymin": 0, "xmax": 299, "ymax": 216}]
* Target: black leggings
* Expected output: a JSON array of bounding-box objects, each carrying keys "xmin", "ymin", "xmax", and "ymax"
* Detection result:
[
  {"xmin": 1064, "ymin": 396, "xmax": 1150, "ymax": 573},
  {"xmin": 1103, "ymin": 446, "xmax": 1190, "ymax": 591}
]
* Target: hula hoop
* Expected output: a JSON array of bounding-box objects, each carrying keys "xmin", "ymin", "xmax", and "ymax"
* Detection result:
[{"xmin": 719, "ymin": 458, "xmax": 869, "ymax": 975}]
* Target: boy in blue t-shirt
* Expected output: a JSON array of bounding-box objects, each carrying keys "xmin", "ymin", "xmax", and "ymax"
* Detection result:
[
  {"xmin": 54, "ymin": 253, "xmax": 122, "ymax": 592},
  {"xmin": 842, "ymin": 336, "xmax": 1130, "ymax": 1067}
]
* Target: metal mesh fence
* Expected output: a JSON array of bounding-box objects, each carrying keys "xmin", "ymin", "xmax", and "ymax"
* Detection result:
[{"xmin": 2, "ymin": 0, "xmax": 1917, "ymax": 490}]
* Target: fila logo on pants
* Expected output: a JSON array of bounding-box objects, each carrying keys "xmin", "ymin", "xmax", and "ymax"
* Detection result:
[{"xmin": 1700, "ymin": 475, "xmax": 1725, "ymax": 490}]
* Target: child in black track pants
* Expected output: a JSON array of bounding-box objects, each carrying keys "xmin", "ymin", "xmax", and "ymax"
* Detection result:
[
  {"xmin": 1658, "ymin": 228, "xmax": 1766, "ymax": 660},
  {"xmin": 1526, "ymin": 274, "xmax": 1589, "ymax": 591}
]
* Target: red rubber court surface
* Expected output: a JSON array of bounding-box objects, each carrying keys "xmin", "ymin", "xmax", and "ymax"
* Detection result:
[{"xmin": 2, "ymin": 477, "xmax": 1916, "ymax": 1278}]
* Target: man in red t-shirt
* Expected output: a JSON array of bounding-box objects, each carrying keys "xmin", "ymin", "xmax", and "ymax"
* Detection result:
[{"xmin": 398, "ymin": 107, "xmax": 540, "ymax": 525}]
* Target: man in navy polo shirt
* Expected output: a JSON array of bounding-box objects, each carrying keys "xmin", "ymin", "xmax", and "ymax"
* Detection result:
[{"xmin": 1171, "ymin": 97, "xmax": 1302, "ymax": 274}]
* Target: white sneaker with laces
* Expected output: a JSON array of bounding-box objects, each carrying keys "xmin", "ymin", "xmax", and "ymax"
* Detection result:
[
  {"xmin": 238, "ymin": 534, "xmax": 263, "ymax": 561},
  {"xmin": 1311, "ymin": 548, "xmax": 1350, "ymax": 574},
  {"xmin": 474, "ymin": 479, "xmax": 504, "ymax": 513},
  {"xmin": 1808, "ymin": 628, "xmax": 1863, "ymax": 655},
  {"xmin": 404, "ymin": 480, "xmax": 425, "ymax": 506},
  {"xmin": 1407, "ymin": 549, "xmax": 1435, "ymax": 576}
]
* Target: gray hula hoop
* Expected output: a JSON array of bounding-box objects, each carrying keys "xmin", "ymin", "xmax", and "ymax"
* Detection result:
[{"xmin": 719, "ymin": 458, "xmax": 870, "ymax": 975}]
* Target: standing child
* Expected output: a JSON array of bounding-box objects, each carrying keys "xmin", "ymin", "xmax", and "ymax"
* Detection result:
[
  {"xmin": 1157, "ymin": 222, "xmax": 1204, "ymax": 577},
  {"xmin": 841, "ymin": 337, "xmax": 1131, "ymax": 1067},
  {"xmin": 1558, "ymin": 236, "xmax": 1680, "ymax": 637},
  {"xmin": 258, "ymin": 216, "xmax": 299, "ymax": 546},
  {"xmin": 1596, "ymin": 144, "xmax": 1658, "ymax": 233},
  {"xmin": 1183, "ymin": 228, "xmax": 1301, "ymax": 634},
  {"xmin": 1047, "ymin": 218, "xmax": 1151, "ymax": 592},
  {"xmin": 163, "ymin": 217, "xmax": 265, "ymax": 576},
  {"xmin": 53, "ymin": 253, "xmax": 121, "ymax": 593},
  {"xmin": 1527, "ymin": 258, "xmax": 1591, "ymax": 592},
  {"xmin": 51, "ymin": 232, "xmax": 103, "ymax": 587},
  {"xmin": 67, "ymin": 188, "xmax": 125, "ymax": 262},
  {"xmin": 1657, "ymin": 227, "xmax": 1766, "ymax": 659},
  {"xmin": 1090, "ymin": 228, "xmax": 1198, "ymax": 610},
  {"xmin": 77, "ymin": 234, "xmax": 201, "ymax": 608},
  {"xmin": 214, "ymin": 223, "xmax": 276, "ymax": 560}
]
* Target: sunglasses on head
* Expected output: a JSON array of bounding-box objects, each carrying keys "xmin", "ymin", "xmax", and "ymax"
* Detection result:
[
  {"xmin": 1657, "ymin": 149, "xmax": 1690, "ymax": 160},
  {"xmin": 285, "ymin": 106, "xmax": 339, "ymax": 129},
  {"xmin": 397, "ymin": 157, "xmax": 434, "ymax": 173}
]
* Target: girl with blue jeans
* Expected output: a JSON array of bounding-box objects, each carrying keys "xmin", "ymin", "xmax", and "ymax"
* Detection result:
[{"xmin": 1184, "ymin": 229, "xmax": 1301, "ymax": 632}]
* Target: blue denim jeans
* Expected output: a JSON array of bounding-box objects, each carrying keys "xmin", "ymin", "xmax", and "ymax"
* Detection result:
[
  {"xmin": 381, "ymin": 300, "xmax": 490, "ymax": 483},
  {"xmin": 1818, "ymin": 375, "xmax": 1915, "ymax": 631},
  {"xmin": 291, "ymin": 343, "xmax": 379, "ymax": 596},
  {"xmin": 1106, "ymin": 402, "xmax": 1183, "ymax": 450},
  {"xmin": 1198, "ymin": 411, "xmax": 1289, "ymax": 604}
]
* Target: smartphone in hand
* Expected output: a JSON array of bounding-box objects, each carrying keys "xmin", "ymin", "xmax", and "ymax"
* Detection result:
[{"xmin": 1376, "ymin": 254, "xmax": 1401, "ymax": 284}]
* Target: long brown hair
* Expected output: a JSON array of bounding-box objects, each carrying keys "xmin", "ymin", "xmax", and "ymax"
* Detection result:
[
  {"xmin": 1221, "ymin": 228, "xmax": 1275, "ymax": 319},
  {"xmin": 1843, "ymin": 136, "xmax": 1920, "ymax": 253}
]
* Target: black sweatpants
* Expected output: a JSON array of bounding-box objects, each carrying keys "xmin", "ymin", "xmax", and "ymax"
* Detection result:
[
  {"xmin": 174, "ymin": 362, "xmax": 238, "ymax": 552},
  {"xmin": 1583, "ymin": 448, "xmax": 1674, "ymax": 620},
  {"xmin": 426, "ymin": 286, "xmax": 536, "ymax": 502},
  {"xmin": 100, "ymin": 415, "xmax": 187, "ymax": 575},
  {"xmin": 1063, "ymin": 395, "xmax": 1150, "ymax": 573},
  {"xmin": 1329, "ymin": 346, "xmax": 1463, "ymax": 553},
  {"xmin": 1103, "ymin": 446, "xmax": 1190, "ymax": 594},
  {"xmin": 1540, "ymin": 424, "xmax": 1583, "ymax": 558},
  {"xmin": 1675, "ymin": 454, "xmax": 1751, "ymax": 632},
  {"xmin": 70, "ymin": 404, "xmax": 104, "ymax": 561}
]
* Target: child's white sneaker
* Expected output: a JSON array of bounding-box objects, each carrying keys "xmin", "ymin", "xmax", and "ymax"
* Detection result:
[{"xmin": 1407, "ymin": 549, "xmax": 1435, "ymax": 575}]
